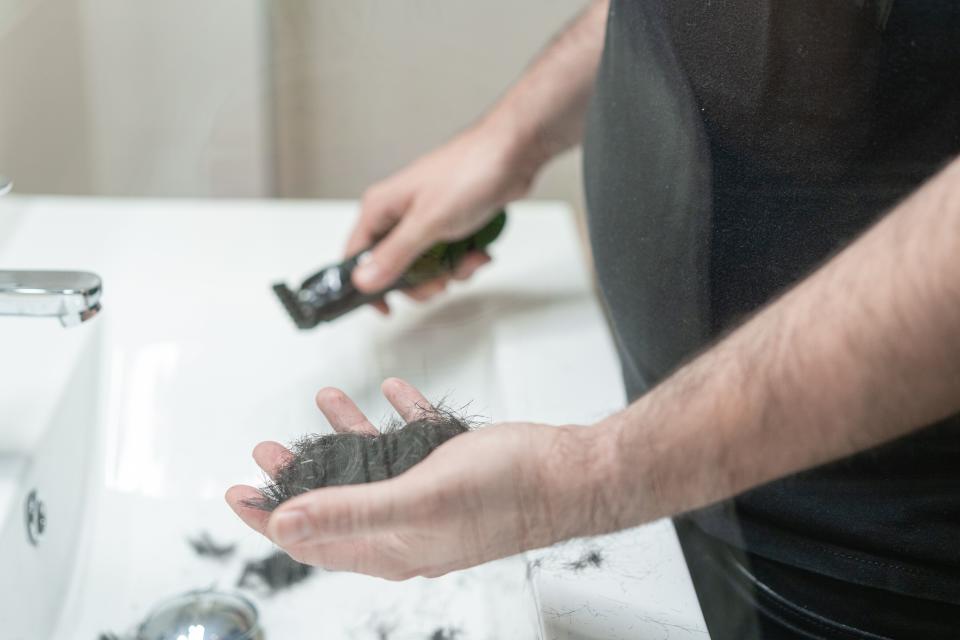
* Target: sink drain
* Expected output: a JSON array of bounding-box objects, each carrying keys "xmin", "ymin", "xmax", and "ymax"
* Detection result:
[
  {"xmin": 24, "ymin": 490, "xmax": 46, "ymax": 546},
  {"xmin": 136, "ymin": 590, "xmax": 262, "ymax": 640}
]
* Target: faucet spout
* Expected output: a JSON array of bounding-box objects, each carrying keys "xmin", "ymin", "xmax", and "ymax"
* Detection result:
[{"xmin": 0, "ymin": 271, "xmax": 103, "ymax": 327}]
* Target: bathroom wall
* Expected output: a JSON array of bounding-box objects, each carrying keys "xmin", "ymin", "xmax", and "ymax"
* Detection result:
[
  {"xmin": 0, "ymin": 1, "xmax": 588, "ymax": 208},
  {"xmin": 0, "ymin": 0, "xmax": 269, "ymax": 197},
  {"xmin": 0, "ymin": 0, "xmax": 96, "ymax": 194},
  {"xmin": 78, "ymin": 0, "xmax": 270, "ymax": 197},
  {"xmin": 268, "ymin": 0, "xmax": 588, "ymax": 209}
]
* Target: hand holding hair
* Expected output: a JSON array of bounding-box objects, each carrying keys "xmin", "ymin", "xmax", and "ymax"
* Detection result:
[{"xmin": 226, "ymin": 378, "xmax": 611, "ymax": 580}]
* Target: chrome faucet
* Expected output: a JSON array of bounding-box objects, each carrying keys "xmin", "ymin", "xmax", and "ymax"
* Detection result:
[
  {"xmin": 0, "ymin": 271, "xmax": 102, "ymax": 327},
  {"xmin": 0, "ymin": 177, "xmax": 103, "ymax": 327}
]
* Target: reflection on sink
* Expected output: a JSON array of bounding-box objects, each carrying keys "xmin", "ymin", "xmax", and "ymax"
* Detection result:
[{"xmin": 373, "ymin": 290, "xmax": 587, "ymax": 405}]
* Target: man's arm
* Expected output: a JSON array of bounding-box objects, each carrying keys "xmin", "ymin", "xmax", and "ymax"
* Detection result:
[
  {"xmin": 489, "ymin": 0, "xmax": 611, "ymax": 168},
  {"xmin": 227, "ymin": 157, "xmax": 959, "ymax": 579},
  {"xmin": 590, "ymin": 156, "xmax": 960, "ymax": 528},
  {"xmin": 348, "ymin": 0, "xmax": 610, "ymax": 295}
]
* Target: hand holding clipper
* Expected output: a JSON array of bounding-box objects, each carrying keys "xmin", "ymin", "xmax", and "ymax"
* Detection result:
[{"xmin": 273, "ymin": 210, "xmax": 507, "ymax": 329}]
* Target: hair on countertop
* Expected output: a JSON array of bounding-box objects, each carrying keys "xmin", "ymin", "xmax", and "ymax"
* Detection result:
[
  {"xmin": 186, "ymin": 531, "xmax": 236, "ymax": 560},
  {"xmin": 245, "ymin": 403, "xmax": 476, "ymax": 512},
  {"xmin": 564, "ymin": 548, "xmax": 605, "ymax": 572},
  {"xmin": 237, "ymin": 549, "xmax": 315, "ymax": 594}
]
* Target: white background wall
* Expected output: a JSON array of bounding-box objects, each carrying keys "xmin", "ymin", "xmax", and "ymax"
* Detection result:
[
  {"xmin": 0, "ymin": 1, "xmax": 589, "ymax": 209},
  {"xmin": 268, "ymin": 1, "xmax": 588, "ymax": 208},
  {"xmin": 78, "ymin": 0, "xmax": 270, "ymax": 197},
  {"xmin": 0, "ymin": 0, "xmax": 96, "ymax": 194},
  {"xmin": 0, "ymin": 0, "xmax": 269, "ymax": 197}
]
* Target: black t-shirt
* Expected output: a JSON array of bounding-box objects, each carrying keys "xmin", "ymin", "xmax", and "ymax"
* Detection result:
[{"xmin": 583, "ymin": 0, "xmax": 960, "ymax": 604}]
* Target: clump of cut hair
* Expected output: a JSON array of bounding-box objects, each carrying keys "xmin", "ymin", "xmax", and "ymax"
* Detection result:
[
  {"xmin": 246, "ymin": 404, "xmax": 475, "ymax": 512},
  {"xmin": 186, "ymin": 531, "xmax": 236, "ymax": 560},
  {"xmin": 237, "ymin": 549, "xmax": 315, "ymax": 594},
  {"xmin": 565, "ymin": 548, "xmax": 604, "ymax": 572}
]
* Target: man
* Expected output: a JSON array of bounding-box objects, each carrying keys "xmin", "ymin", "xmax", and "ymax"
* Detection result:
[{"xmin": 228, "ymin": 1, "xmax": 960, "ymax": 636}]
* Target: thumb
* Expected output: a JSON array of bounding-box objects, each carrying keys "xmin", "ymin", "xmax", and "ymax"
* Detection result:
[
  {"xmin": 345, "ymin": 182, "xmax": 411, "ymax": 258},
  {"xmin": 351, "ymin": 214, "xmax": 439, "ymax": 293},
  {"xmin": 266, "ymin": 480, "xmax": 419, "ymax": 546}
]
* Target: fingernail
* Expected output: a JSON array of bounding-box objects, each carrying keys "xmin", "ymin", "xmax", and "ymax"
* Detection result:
[
  {"xmin": 353, "ymin": 257, "xmax": 380, "ymax": 288},
  {"xmin": 272, "ymin": 510, "xmax": 313, "ymax": 545}
]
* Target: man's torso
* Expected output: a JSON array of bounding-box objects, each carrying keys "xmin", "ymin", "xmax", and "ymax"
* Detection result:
[{"xmin": 583, "ymin": 0, "xmax": 960, "ymax": 605}]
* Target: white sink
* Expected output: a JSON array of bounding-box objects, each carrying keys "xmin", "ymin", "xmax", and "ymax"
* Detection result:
[
  {"xmin": 0, "ymin": 197, "xmax": 707, "ymax": 639},
  {"xmin": 0, "ymin": 328, "xmax": 102, "ymax": 640}
]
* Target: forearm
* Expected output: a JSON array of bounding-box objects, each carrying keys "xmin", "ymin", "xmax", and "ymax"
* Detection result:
[
  {"xmin": 588, "ymin": 156, "xmax": 960, "ymax": 530},
  {"xmin": 484, "ymin": 0, "xmax": 609, "ymax": 168}
]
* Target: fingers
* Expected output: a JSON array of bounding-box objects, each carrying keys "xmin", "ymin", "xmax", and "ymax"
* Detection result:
[
  {"xmin": 225, "ymin": 485, "xmax": 272, "ymax": 535},
  {"xmin": 352, "ymin": 215, "xmax": 439, "ymax": 293},
  {"xmin": 346, "ymin": 182, "xmax": 411, "ymax": 258},
  {"xmin": 381, "ymin": 377, "xmax": 434, "ymax": 422},
  {"xmin": 252, "ymin": 441, "xmax": 294, "ymax": 479},
  {"xmin": 452, "ymin": 250, "xmax": 491, "ymax": 280},
  {"xmin": 398, "ymin": 250, "xmax": 490, "ymax": 303},
  {"xmin": 231, "ymin": 443, "xmax": 293, "ymax": 533},
  {"xmin": 347, "ymin": 182, "xmax": 411, "ymax": 313},
  {"xmin": 226, "ymin": 483, "xmax": 415, "ymax": 577},
  {"xmin": 266, "ymin": 479, "xmax": 421, "ymax": 547},
  {"xmin": 316, "ymin": 377, "xmax": 432, "ymax": 427},
  {"xmin": 283, "ymin": 535, "xmax": 419, "ymax": 580},
  {"xmin": 253, "ymin": 380, "xmax": 436, "ymax": 548},
  {"xmin": 371, "ymin": 299, "xmax": 391, "ymax": 315},
  {"xmin": 402, "ymin": 277, "xmax": 449, "ymax": 302},
  {"xmin": 315, "ymin": 387, "xmax": 378, "ymax": 436}
]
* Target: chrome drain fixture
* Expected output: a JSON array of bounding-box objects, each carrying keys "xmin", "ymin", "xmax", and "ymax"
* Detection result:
[
  {"xmin": 24, "ymin": 490, "xmax": 46, "ymax": 546},
  {"xmin": 136, "ymin": 590, "xmax": 263, "ymax": 640}
]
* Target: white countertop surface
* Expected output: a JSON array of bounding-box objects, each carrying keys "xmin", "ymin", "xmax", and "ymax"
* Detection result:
[{"xmin": 0, "ymin": 196, "xmax": 707, "ymax": 639}]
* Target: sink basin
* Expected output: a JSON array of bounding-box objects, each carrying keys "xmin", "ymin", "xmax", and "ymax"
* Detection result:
[
  {"xmin": 0, "ymin": 329, "xmax": 102, "ymax": 640},
  {"xmin": 0, "ymin": 197, "xmax": 706, "ymax": 639}
]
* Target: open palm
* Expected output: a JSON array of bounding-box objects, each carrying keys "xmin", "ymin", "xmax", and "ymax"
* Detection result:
[{"xmin": 226, "ymin": 378, "xmax": 606, "ymax": 580}]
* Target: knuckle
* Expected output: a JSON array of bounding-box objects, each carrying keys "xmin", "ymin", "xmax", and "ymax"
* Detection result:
[
  {"xmin": 360, "ymin": 185, "xmax": 385, "ymax": 209},
  {"xmin": 419, "ymin": 212, "xmax": 448, "ymax": 237}
]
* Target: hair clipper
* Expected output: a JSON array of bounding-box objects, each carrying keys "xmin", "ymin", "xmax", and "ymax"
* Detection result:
[{"xmin": 273, "ymin": 210, "xmax": 507, "ymax": 329}]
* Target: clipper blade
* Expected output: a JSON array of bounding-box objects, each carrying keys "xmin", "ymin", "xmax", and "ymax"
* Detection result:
[{"xmin": 272, "ymin": 282, "xmax": 322, "ymax": 330}]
